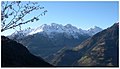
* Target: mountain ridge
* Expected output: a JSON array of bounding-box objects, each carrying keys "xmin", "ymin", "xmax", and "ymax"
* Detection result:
[{"xmin": 9, "ymin": 23, "xmax": 102, "ymax": 39}]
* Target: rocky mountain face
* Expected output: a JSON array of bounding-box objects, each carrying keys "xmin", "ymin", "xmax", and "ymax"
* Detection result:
[
  {"xmin": 1, "ymin": 36, "xmax": 52, "ymax": 67},
  {"xmin": 51, "ymin": 23, "xmax": 119, "ymax": 67}
]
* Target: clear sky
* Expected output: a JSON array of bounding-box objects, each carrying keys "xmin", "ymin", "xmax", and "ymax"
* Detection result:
[{"xmin": 1, "ymin": 1, "xmax": 119, "ymax": 36}]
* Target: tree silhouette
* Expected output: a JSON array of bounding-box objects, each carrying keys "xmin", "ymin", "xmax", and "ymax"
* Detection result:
[{"xmin": 1, "ymin": 1, "xmax": 47, "ymax": 32}]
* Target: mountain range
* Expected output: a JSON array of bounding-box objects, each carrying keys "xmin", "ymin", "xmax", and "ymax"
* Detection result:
[
  {"xmin": 9, "ymin": 23, "xmax": 102, "ymax": 39},
  {"xmin": 8, "ymin": 23, "xmax": 102, "ymax": 62},
  {"xmin": 7, "ymin": 23, "xmax": 119, "ymax": 67}
]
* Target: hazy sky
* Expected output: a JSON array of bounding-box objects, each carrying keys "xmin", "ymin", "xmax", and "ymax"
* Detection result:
[{"xmin": 1, "ymin": 1, "xmax": 119, "ymax": 36}]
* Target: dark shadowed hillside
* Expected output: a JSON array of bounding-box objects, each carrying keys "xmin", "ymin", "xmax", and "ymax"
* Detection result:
[{"xmin": 1, "ymin": 36, "xmax": 52, "ymax": 67}]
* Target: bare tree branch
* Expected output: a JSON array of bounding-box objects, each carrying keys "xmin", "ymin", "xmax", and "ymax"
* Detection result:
[{"xmin": 1, "ymin": 1, "xmax": 47, "ymax": 32}]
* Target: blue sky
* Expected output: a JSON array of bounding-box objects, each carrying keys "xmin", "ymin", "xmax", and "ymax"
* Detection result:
[{"xmin": 1, "ymin": 1, "xmax": 119, "ymax": 36}]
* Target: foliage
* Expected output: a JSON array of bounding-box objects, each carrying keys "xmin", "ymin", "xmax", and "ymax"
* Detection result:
[{"xmin": 1, "ymin": 1, "xmax": 47, "ymax": 32}]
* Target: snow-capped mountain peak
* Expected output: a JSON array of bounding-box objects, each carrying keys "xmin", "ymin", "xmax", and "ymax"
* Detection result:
[
  {"xmin": 10, "ymin": 23, "xmax": 103, "ymax": 39},
  {"xmin": 87, "ymin": 26, "xmax": 102, "ymax": 35}
]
